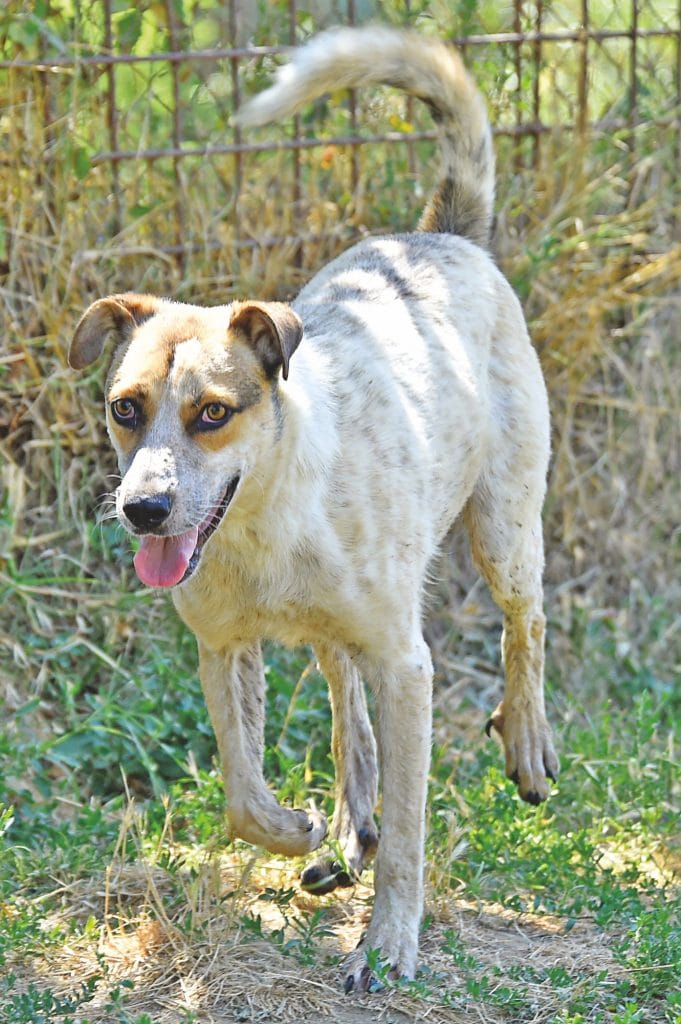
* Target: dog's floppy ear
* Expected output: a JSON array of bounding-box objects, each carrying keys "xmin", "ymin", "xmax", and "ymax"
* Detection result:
[
  {"xmin": 230, "ymin": 301, "xmax": 303, "ymax": 381},
  {"xmin": 69, "ymin": 293, "xmax": 161, "ymax": 369}
]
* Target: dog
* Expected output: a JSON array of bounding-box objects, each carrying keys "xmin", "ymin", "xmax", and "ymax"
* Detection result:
[{"xmin": 69, "ymin": 26, "xmax": 559, "ymax": 992}]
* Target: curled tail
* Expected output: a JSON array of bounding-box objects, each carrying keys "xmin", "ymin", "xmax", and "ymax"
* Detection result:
[{"xmin": 236, "ymin": 26, "xmax": 495, "ymax": 249}]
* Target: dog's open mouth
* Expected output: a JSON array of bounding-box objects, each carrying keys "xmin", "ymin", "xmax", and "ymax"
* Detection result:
[{"xmin": 132, "ymin": 476, "xmax": 240, "ymax": 589}]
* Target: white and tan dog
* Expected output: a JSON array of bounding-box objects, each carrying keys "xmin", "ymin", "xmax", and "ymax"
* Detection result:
[{"xmin": 70, "ymin": 27, "xmax": 559, "ymax": 991}]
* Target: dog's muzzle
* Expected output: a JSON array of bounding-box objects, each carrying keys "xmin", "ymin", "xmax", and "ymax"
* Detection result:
[{"xmin": 129, "ymin": 475, "xmax": 240, "ymax": 588}]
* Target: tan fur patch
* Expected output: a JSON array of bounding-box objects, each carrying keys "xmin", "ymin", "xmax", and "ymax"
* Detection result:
[
  {"xmin": 189, "ymin": 397, "xmax": 266, "ymax": 453},
  {"xmin": 107, "ymin": 317, "xmax": 269, "ymax": 458}
]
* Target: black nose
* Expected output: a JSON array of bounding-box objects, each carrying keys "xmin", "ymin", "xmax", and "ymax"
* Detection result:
[{"xmin": 122, "ymin": 494, "xmax": 172, "ymax": 531}]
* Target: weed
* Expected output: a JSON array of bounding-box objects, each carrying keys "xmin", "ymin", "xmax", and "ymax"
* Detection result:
[
  {"xmin": 615, "ymin": 903, "xmax": 681, "ymax": 1009},
  {"xmin": 253, "ymin": 886, "xmax": 336, "ymax": 966},
  {"xmin": 0, "ymin": 976, "xmax": 98, "ymax": 1024}
]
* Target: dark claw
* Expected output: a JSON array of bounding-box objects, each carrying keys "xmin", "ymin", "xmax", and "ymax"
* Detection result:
[
  {"xmin": 358, "ymin": 966, "xmax": 373, "ymax": 993},
  {"xmin": 484, "ymin": 717, "xmax": 494, "ymax": 737},
  {"xmin": 546, "ymin": 768, "xmax": 557, "ymax": 782},
  {"xmin": 510, "ymin": 769, "xmax": 520, "ymax": 785},
  {"xmin": 367, "ymin": 975, "xmax": 385, "ymax": 994},
  {"xmin": 300, "ymin": 864, "xmax": 323, "ymax": 887},
  {"xmin": 344, "ymin": 974, "xmax": 355, "ymax": 994},
  {"xmin": 524, "ymin": 790, "xmax": 542, "ymax": 806}
]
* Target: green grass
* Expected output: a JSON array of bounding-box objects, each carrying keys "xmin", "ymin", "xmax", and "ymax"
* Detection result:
[
  {"xmin": 1, "ymin": 516, "xmax": 680, "ymax": 1024},
  {"xmin": 1, "ymin": 580, "xmax": 679, "ymax": 1022}
]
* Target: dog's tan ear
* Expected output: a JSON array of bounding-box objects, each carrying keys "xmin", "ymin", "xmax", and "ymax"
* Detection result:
[
  {"xmin": 69, "ymin": 293, "xmax": 161, "ymax": 369},
  {"xmin": 230, "ymin": 301, "xmax": 303, "ymax": 381}
]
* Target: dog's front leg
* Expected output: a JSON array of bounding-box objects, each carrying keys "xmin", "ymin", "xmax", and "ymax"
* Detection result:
[
  {"xmin": 343, "ymin": 639, "xmax": 433, "ymax": 991},
  {"xmin": 301, "ymin": 644, "xmax": 379, "ymax": 894},
  {"xmin": 198, "ymin": 642, "xmax": 327, "ymax": 856}
]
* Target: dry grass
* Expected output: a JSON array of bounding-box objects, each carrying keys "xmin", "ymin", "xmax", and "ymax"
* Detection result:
[
  {"xmin": 11, "ymin": 808, "xmax": 638, "ymax": 1024},
  {"xmin": 3, "ymin": 133, "xmax": 680, "ymax": 683}
]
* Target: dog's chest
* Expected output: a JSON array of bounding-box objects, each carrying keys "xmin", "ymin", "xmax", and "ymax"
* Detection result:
[{"xmin": 173, "ymin": 549, "xmax": 357, "ymax": 651}]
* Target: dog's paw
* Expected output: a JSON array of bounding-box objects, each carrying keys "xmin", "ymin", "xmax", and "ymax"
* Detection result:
[
  {"xmin": 230, "ymin": 801, "xmax": 327, "ymax": 856},
  {"xmin": 486, "ymin": 700, "xmax": 559, "ymax": 804},
  {"xmin": 300, "ymin": 857, "xmax": 355, "ymax": 895},
  {"xmin": 301, "ymin": 824, "xmax": 378, "ymax": 896},
  {"xmin": 342, "ymin": 929, "xmax": 416, "ymax": 994}
]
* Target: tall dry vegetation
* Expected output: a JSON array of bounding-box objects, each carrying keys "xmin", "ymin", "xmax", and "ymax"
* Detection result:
[{"xmin": 1, "ymin": 3, "xmax": 679, "ymax": 701}]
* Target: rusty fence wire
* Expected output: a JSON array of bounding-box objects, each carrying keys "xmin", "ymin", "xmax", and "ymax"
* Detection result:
[{"xmin": 1, "ymin": 0, "xmax": 680, "ymax": 275}]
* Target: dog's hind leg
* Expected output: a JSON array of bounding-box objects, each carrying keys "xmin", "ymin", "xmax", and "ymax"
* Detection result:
[
  {"xmin": 198, "ymin": 641, "xmax": 327, "ymax": 856},
  {"xmin": 300, "ymin": 645, "xmax": 378, "ymax": 895},
  {"xmin": 464, "ymin": 439, "xmax": 560, "ymax": 804}
]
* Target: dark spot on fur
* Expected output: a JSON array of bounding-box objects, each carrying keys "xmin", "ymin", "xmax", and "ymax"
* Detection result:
[
  {"xmin": 270, "ymin": 383, "xmax": 284, "ymax": 440},
  {"xmin": 379, "ymin": 262, "xmax": 423, "ymax": 303},
  {"xmin": 419, "ymin": 175, "xmax": 492, "ymax": 247},
  {"xmin": 421, "ymin": 95, "xmax": 444, "ymax": 123},
  {"xmin": 329, "ymin": 284, "xmax": 373, "ymax": 303},
  {"xmin": 237, "ymin": 378, "xmax": 264, "ymax": 410},
  {"xmin": 358, "ymin": 826, "xmax": 378, "ymax": 853}
]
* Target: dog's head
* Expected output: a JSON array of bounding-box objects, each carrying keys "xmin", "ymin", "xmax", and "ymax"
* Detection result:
[{"xmin": 70, "ymin": 293, "xmax": 303, "ymax": 587}]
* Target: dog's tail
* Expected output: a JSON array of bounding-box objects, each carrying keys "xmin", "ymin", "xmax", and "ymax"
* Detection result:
[{"xmin": 235, "ymin": 26, "xmax": 495, "ymax": 249}]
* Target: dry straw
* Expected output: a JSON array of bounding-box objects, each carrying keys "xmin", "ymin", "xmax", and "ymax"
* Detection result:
[{"xmin": 16, "ymin": 793, "xmax": 647, "ymax": 1024}]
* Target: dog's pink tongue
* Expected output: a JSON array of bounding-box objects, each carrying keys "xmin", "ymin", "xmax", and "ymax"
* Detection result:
[{"xmin": 133, "ymin": 528, "xmax": 199, "ymax": 588}]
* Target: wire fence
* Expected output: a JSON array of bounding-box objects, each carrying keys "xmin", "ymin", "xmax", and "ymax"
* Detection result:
[
  {"xmin": 2, "ymin": 3, "xmax": 680, "ymax": 620},
  {"xmin": 1, "ymin": 0, "xmax": 680, "ymax": 271}
]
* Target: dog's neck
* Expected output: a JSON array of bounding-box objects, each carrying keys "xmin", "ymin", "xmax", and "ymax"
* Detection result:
[{"xmin": 209, "ymin": 340, "xmax": 340, "ymax": 570}]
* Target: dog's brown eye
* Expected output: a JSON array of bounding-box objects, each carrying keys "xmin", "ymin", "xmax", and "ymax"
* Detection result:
[
  {"xmin": 111, "ymin": 397, "xmax": 138, "ymax": 426},
  {"xmin": 199, "ymin": 402, "xmax": 232, "ymax": 428}
]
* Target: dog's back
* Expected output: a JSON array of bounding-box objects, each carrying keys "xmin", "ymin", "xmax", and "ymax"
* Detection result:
[{"xmin": 237, "ymin": 27, "xmax": 537, "ymax": 573}]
